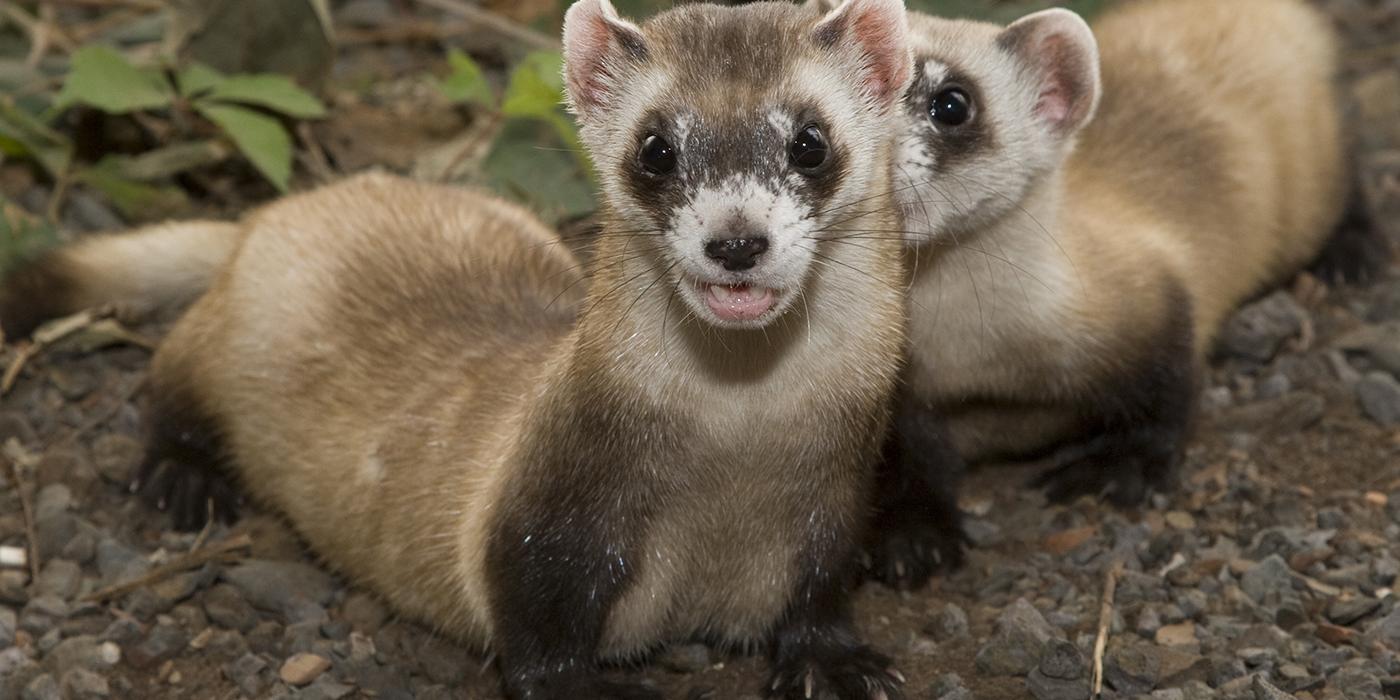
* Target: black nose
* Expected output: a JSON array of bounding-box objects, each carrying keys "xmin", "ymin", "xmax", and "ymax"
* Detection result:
[{"xmin": 704, "ymin": 237, "xmax": 769, "ymax": 272}]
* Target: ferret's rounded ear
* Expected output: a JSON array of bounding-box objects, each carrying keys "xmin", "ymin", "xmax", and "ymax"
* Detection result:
[
  {"xmin": 812, "ymin": 0, "xmax": 912, "ymax": 108},
  {"xmin": 997, "ymin": 8, "xmax": 1101, "ymax": 136},
  {"xmin": 562, "ymin": 0, "xmax": 648, "ymax": 120}
]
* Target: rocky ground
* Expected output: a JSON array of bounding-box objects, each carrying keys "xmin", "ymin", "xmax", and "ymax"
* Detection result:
[{"xmin": 3, "ymin": 1, "xmax": 1400, "ymax": 699}]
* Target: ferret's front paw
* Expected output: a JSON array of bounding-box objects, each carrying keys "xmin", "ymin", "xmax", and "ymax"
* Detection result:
[
  {"xmin": 765, "ymin": 645, "xmax": 904, "ymax": 700},
  {"xmin": 866, "ymin": 509, "xmax": 965, "ymax": 590},
  {"xmin": 132, "ymin": 454, "xmax": 241, "ymax": 531}
]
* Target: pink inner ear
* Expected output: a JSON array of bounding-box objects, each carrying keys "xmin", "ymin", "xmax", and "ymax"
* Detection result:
[
  {"xmin": 1031, "ymin": 33, "xmax": 1085, "ymax": 131},
  {"xmin": 1037, "ymin": 84, "xmax": 1071, "ymax": 124},
  {"xmin": 566, "ymin": 19, "xmax": 615, "ymax": 112},
  {"xmin": 850, "ymin": 5, "xmax": 908, "ymax": 103}
]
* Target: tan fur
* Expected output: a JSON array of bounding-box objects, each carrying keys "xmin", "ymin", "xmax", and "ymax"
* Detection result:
[
  {"xmin": 151, "ymin": 173, "xmax": 582, "ymax": 644},
  {"xmin": 901, "ymin": 0, "xmax": 1347, "ymax": 458}
]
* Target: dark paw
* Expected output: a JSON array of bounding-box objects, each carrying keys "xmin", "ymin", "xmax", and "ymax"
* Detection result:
[
  {"xmin": 866, "ymin": 510, "xmax": 965, "ymax": 590},
  {"xmin": 132, "ymin": 454, "xmax": 240, "ymax": 531},
  {"xmin": 766, "ymin": 645, "xmax": 903, "ymax": 700}
]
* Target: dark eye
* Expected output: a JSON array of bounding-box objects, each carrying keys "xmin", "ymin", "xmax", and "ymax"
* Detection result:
[
  {"xmin": 789, "ymin": 124, "xmax": 829, "ymax": 172},
  {"xmin": 929, "ymin": 87, "xmax": 972, "ymax": 127},
  {"xmin": 637, "ymin": 134, "xmax": 677, "ymax": 176}
]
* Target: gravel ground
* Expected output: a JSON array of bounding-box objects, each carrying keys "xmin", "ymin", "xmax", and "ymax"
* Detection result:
[{"xmin": 3, "ymin": 1, "xmax": 1400, "ymax": 699}]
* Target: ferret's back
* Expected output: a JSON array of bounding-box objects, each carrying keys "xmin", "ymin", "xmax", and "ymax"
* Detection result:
[{"xmin": 1071, "ymin": 0, "xmax": 1346, "ymax": 341}]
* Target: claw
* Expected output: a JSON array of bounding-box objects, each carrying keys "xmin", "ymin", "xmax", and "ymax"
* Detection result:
[
  {"xmin": 887, "ymin": 668, "xmax": 905, "ymax": 683},
  {"xmin": 804, "ymin": 670, "xmax": 814, "ymax": 699}
]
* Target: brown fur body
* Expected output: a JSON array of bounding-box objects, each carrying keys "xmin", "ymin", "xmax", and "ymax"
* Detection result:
[{"xmin": 126, "ymin": 169, "xmax": 905, "ymax": 652}]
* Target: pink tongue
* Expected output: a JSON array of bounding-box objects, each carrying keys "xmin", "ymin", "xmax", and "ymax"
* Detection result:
[{"xmin": 706, "ymin": 284, "xmax": 775, "ymax": 321}]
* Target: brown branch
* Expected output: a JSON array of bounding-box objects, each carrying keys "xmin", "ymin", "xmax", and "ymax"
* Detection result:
[
  {"xmin": 406, "ymin": 0, "xmax": 558, "ymax": 51},
  {"xmin": 2, "ymin": 442, "xmax": 41, "ymax": 580},
  {"xmin": 83, "ymin": 534, "xmax": 253, "ymax": 603},
  {"xmin": 0, "ymin": 1, "xmax": 76, "ymax": 59},
  {"xmin": 1, "ymin": 309, "xmax": 135, "ymax": 397},
  {"xmin": 1092, "ymin": 559, "xmax": 1123, "ymax": 698}
]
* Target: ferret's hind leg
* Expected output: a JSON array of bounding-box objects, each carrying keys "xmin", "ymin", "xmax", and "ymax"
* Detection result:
[
  {"xmin": 865, "ymin": 393, "xmax": 966, "ymax": 590},
  {"xmin": 1030, "ymin": 288, "xmax": 1196, "ymax": 506},
  {"xmin": 1308, "ymin": 187, "xmax": 1393, "ymax": 286}
]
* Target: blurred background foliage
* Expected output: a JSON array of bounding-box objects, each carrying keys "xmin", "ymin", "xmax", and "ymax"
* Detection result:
[{"xmin": 0, "ymin": 0, "xmax": 1109, "ymax": 272}]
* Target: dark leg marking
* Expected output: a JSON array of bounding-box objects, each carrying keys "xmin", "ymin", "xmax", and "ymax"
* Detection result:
[
  {"xmin": 486, "ymin": 395, "xmax": 664, "ymax": 700},
  {"xmin": 865, "ymin": 388, "xmax": 966, "ymax": 590},
  {"xmin": 133, "ymin": 383, "xmax": 239, "ymax": 531},
  {"xmin": 767, "ymin": 526, "xmax": 903, "ymax": 700},
  {"xmin": 1030, "ymin": 278, "xmax": 1196, "ymax": 506},
  {"xmin": 1309, "ymin": 186, "xmax": 1393, "ymax": 286}
]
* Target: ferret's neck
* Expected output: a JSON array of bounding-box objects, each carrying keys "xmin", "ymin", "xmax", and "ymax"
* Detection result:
[{"xmin": 981, "ymin": 167, "xmax": 1065, "ymax": 249}]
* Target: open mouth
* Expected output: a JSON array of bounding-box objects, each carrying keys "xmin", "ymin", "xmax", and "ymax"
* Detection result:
[{"xmin": 702, "ymin": 283, "xmax": 777, "ymax": 322}]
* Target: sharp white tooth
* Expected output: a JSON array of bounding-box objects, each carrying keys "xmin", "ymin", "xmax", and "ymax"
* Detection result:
[{"xmin": 711, "ymin": 285, "xmax": 732, "ymax": 302}]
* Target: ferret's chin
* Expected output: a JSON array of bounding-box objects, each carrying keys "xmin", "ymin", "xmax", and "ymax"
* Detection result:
[{"xmin": 679, "ymin": 278, "xmax": 790, "ymax": 330}]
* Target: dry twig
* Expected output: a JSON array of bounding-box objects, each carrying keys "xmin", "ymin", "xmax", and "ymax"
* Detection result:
[
  {"xmin": 1092, "ymin": 559, "xmax": 1123, "ymax": 698},
  {"xmin": 0, "ymin": 1, "xmax": 77, "ymax": 60},
  {"xmin": 0, "ymin": 308, "xmax": 153, "ymax": 396},
  {"xmin": 2, "ymin": 440, "xmax": 41, "ymax": 580},
  {"xmin": 189, "ymin": 502, "xmax": 216, "ymax": 553},
  {"xmin": 407, "ymin": 0, "xmax": 558, "ymax": 50},
  {"xmin": 83, "ymin": 533, "xmax": 253, "ymax": 603}
]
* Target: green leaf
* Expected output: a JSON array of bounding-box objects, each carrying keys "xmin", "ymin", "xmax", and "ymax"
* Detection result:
[
  {"xmin": 0, "ymin": 101, "xmax": 72, "ymax": 177},
  {"xmin": 195, "ymin": 102, "xmax": 294, "ymax": 191},
  {"xmin": 483, "ymin": 120, "xmax": 595, "ymax": 225},
  {"xmin": 438, "ymin": 49, "xmax": 494, "ymax": 108},
  {"xmin": 56, "ymin": 45, "xmax": 174, "ymax": 113},
  {"xmin": 500, "ymin": 51, "xmax": 564, "ymax": 120},
  {"xmin": 498, "ymin": 52, "xmax": 589, "ymax": 176},
  {"xmin": 204, "ymin": 74, "xmax": 326, "ymax": 119},
  {"xmin": 177, "ymin": 62, "xmax": 227, "ymax": 98},
  {"xmin": 77, "ymin": 158, "xmax": 190, "ymax": 221},
  {"xmin": 0, "ymin": 197, "xmax": 60, "ymax": 276}
]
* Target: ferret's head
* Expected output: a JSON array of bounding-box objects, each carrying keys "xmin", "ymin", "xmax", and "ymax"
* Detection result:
[
  {"xmin": 889, "ymin": 9, "xmax": 1102, "ymax": 244},
  {"xmin": 563, "ymin": 0, "xmax": 912, "ymax": 330}
]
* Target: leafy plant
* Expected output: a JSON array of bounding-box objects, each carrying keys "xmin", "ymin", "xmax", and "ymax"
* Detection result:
[
  {"xmin": 0, "ymin": 196, "xmax": 59, "ymax": 276},
  {"xmin": 57, "ymin": 45, "xmax": 327, "ymax": 192},
  {"xmin": 437, "ymin": 49, "xmax": 594, "ymax": 224}
]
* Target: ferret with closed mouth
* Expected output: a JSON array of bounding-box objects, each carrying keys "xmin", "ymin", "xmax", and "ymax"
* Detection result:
[
  {"xmin": 0, "ymin": 0, "xmax": 922, "ymax": 697},
  {"xmin": 829, "ymin": 0, "xmax": 1353, "ymax": 587}
]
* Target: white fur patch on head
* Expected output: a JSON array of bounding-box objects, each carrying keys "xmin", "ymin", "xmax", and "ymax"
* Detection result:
[
  {"xmin": 921, "ymin": 60, "xmax": 948, "ymax": 88},
  {"xmin": 766, "ymin": 108, "xmax": 792, "ymax": 137}
]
